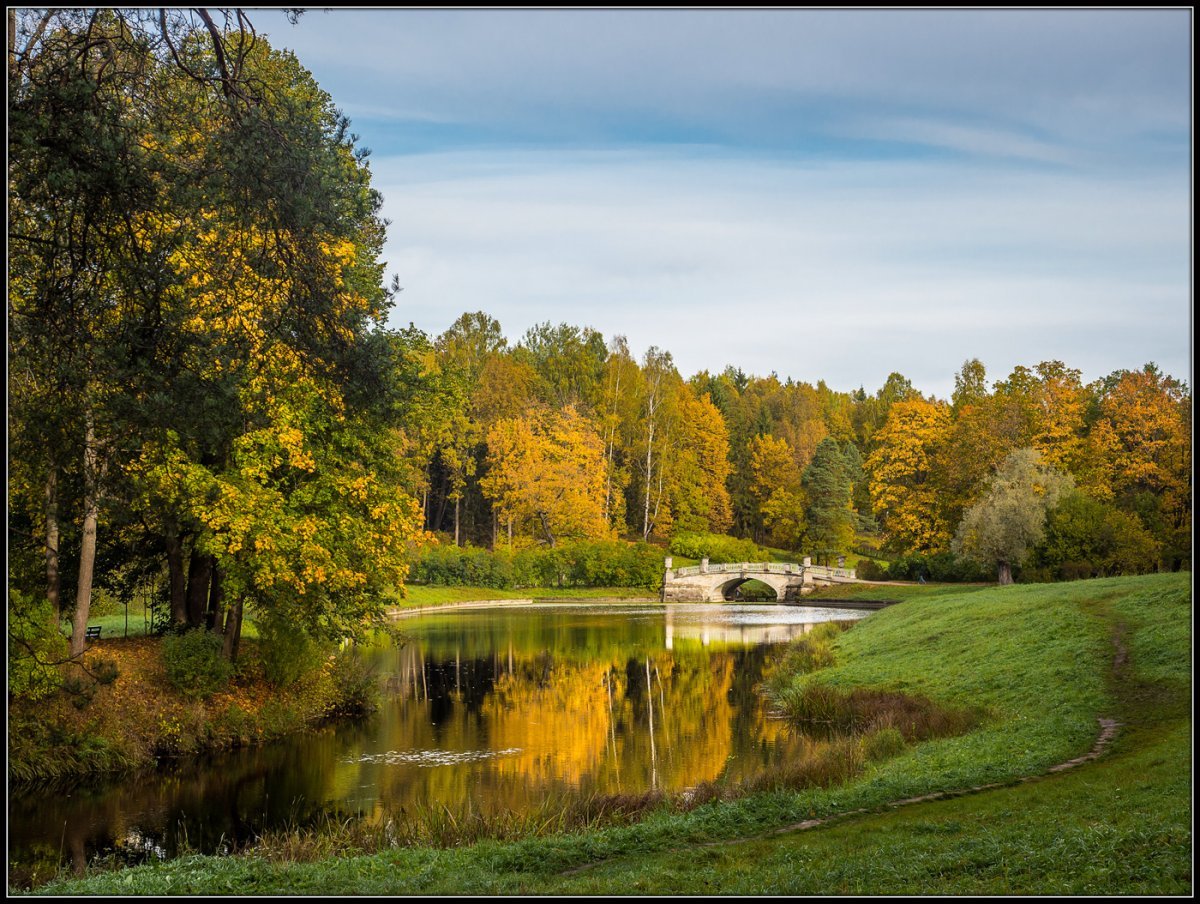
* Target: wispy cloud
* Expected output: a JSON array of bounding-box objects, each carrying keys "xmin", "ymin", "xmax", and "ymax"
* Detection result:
[
  {"xmin": 248, "ymin": 9, "xmax": 1191, "ymax": 394},
  {"xmin": 371, "ymin": 150, "xmax": 1189, "ymax": 396}
]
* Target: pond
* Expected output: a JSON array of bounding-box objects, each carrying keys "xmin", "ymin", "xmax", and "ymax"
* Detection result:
[{"xmin": 8, "ymin": 602, "xmax": 866, "ymax": 882}]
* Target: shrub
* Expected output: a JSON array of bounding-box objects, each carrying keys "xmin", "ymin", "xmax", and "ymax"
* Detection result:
[
  {"xmin": 886, "ymin": 551, "xmax": 990, "ymax": 583},
  {"xmin": 8, "ymin": 589, "xmax": 69, "ymax": 702},
  {"xmin": 162, "ymin": 629, "xmax": 233, "ymax": 699},
  {"xmin": 669, "ymin": 531, "xmax": 765, "ymax": 563},
  {"xmin": 409, "ymin": 541, "xmax": 663, "ymax": 590},
  {"xmin": 862, "ymin": 726, "xmax": 907, "ymax": 762},
  {"xmin": 855, "ymin": 558, "xmax": 889, "ymax": 581},
  {"xmin": 325, "ymin": 649, "xmax": 380, "ymax": 717},
  {"xmin": 255, "ymin": 618, "xmax": 332, "ymax": 687}
]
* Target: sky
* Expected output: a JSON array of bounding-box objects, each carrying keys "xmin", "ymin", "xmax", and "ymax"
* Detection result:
[{"xmin": 253, "ymin": 8, "xmax": 1192, "ymax": 399}]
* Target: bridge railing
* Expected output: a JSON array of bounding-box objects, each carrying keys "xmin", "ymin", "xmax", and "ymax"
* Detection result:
[
  {"xmin": 670, "ymin": 562, "xmax": 803, "ymax": 578},
  {"xmin": 668, "ymin": 562, "xmax": 857, "ymax": 580},
  {"xmin": 808, "ymin": 566, "xmax": 858, "ymax": 579}
]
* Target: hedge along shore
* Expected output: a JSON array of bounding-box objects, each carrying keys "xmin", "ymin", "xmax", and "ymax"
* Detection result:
[{"xmin": 25, "ymin": 572, "xmax": 1191, "ymax": 895}]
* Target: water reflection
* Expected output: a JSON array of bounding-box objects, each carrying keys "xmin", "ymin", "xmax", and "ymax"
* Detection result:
[{"xmin": 8, "ymin": 604, "xmax": 864, "ymax": 882}]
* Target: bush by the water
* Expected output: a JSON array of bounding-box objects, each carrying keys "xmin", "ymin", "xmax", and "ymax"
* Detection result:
[
  {"xmin": 162, "ymin": 629, "xmax": 233, "ymax": 699},
  {"xmin": 411, "ymin": 540, "xmax": 663, "ymax": 590},
  {"xmin": 325, "ymin": 649, "xmax": 380, "ymax": 717},
  {"xmin": 668, "ymin": 531, "xmax": 766, "ymax": 563},
  {"xmin": 255, "ymin": 618, "xmax": 332, "ymax": 687}
]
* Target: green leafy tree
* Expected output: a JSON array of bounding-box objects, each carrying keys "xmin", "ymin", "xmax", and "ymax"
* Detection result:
[
  {"xmin": 516, "ymin": 321, "xmax": 608, "ymax": 412},
  {"xmin": 1035, "ymin": 490, "xmax": 1161, "ymax": 579},
  {"xmin": 952, "ymin": 449, "xmax": 1074, "ymax": 584},
  {"xmin": 803, "ymin": 438, "xmax": 857, "ymax": 563}
]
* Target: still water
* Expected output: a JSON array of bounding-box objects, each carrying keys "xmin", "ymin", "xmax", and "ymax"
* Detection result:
[{"xmin": 9, "ymin": 602, "xmax": 865, "ymax": 879}]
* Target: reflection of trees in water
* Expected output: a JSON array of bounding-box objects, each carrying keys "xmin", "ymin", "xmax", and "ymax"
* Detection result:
[
  {"xmin": 9, "ymin": 730, "xmax": 364, "ymax": 879},
  {"xmin": 11, "ymin": 610, "xmax": 830, "ymax": 879},
  {"xmin": 317, "ymin": 637, "xmax": 799, "ymax": 818},
  {"xmin": 365, "ymin": 642, "xmax": 772, "ymax": 812}
]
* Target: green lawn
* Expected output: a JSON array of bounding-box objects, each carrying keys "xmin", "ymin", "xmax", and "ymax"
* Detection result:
[{"xmin": 30, "ymin": 573, "xmax": 1191, "ymax": 895}]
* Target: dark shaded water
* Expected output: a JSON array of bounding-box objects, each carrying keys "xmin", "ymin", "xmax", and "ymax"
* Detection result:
[{"xmin": 8, "ymin": 603, "xmax": 864, "ymax": 883}]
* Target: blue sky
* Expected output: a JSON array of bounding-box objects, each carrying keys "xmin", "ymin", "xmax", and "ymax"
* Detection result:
[{"xmin": 255, "ymin": 9, "xmax": 1191, "ymax": 398}]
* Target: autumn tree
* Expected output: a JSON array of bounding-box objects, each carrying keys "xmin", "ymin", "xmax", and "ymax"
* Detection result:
[
  {"xmin": 481, "ymin": 407, "xmax": 611, "ymax": 547},
  {"xmin": 662, "ymin": 390, "xmax": 733, "ymax": 535},
  {"xmin": 865, "ymin": 398, "xmax": 952, "ymax": 553},
  {"xmin": 952, "ymin": 449, "xmax": 1074, "ymax": 584},
  {"xmin": 748, "ymin": 434, "xmax": 805, "ymax": 549},
  {"xmin": 10, "ymin": 15, "xmax": 425, "ymax": 661},
  {"xmin": 1029, "ymin": 361, "xmax": 1088, "ymax": 474},
  {"xmin": 1080, "ymin": 365, "xmax": 1190, "ymax": 567}
]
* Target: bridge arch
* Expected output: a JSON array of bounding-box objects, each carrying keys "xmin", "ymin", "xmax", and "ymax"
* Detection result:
[{"xmin": 717, "ymin": 577, "xmax": 778, "ymax": 601}]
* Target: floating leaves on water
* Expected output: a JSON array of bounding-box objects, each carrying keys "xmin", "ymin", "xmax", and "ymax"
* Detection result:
[{"xmin": 346, "ymin": 748, "xmax": 522, "ymax": 767}]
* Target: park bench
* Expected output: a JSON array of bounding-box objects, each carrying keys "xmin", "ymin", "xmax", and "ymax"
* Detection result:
[{"xmin": 85, "ymin": 626, "xmax": 102, "ymax": 640}]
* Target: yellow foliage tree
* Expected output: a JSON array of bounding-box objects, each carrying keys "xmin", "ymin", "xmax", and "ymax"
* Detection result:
[
  {"xmin": 749, "ymin": 434, "xmax": 805, "ymax": 548},
  {"xmin": 866, "ymin": 399, "xmax": 953, "ymax": 553},
  {"xmin": 481, "ymin": 406, "xmax": 612, "ymax": 547}
]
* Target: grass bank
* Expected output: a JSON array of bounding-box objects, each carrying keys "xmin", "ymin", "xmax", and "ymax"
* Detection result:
[
  {"xmin": 27, "ymin": 573, "xmax": 1191, "ymax": 895},
  {"xmin": 8, "ymin": 636, "xmax": 375, "ymax": 787}
]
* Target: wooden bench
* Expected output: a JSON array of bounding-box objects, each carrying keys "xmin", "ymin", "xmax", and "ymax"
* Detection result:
[{"xmin": 85, "ymin": 626, "xmax": 102, "ymax": 640}]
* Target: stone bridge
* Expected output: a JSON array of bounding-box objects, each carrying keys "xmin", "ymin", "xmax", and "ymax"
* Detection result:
[{"xmin": 661, "ymin": 557, "xmax": 858, "ymax": 602}]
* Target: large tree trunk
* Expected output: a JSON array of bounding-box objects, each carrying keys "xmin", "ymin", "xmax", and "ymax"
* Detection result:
[
  {"xmin": 421, "ymin": 463, "xmax": 431, "ymax": 530},
  {"xmin": 642, "ymin": 417, "xmax": 655, "ymax": 539},
  {"xmin": 603, "ymin": 365, "xmax": 622, "ymax": 525},
  {"xmin": 165, "ymin": 524, "xmax": 188, "ymax": 626},
  {"xmin": 185, "ymin": 549, "xmax": 213, "ymax": 627},
  {"xmin": 45, "ymin": 466, "xmax": 60, "ymax": 631},
  {"xmin": 537, "ymin": 511, "xmax": 557, "ymax": 548},
  {"xmin": 997, "ymin": 561, "xmax": 1013, "ymax": 585},
  {"xmin": 207, "ymin": 561, "xmax": 225, "ymax": 634},
  {"xmin": 69, "ymin": 412, "xmax": 99, "ymax": 657},
  {"xmin": 454, "ymin": 496, "xmax": 460, "ymax": 546},
  {"xmin": 222, "ymin": 595, "xmax": 244, "ymax": 662}
]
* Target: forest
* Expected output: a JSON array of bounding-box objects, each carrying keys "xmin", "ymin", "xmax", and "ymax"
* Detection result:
[{"xmin": 8, "ymin": 10, "xmax": 1192, "ymax": 681}]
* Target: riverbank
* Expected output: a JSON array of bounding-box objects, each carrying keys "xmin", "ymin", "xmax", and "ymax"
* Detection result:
[
  {"xmin": 26, "ymin": 572, "xmax": 1190, "ymax": 895},
  {"xmin": 7, "ymin": 635, "xmax": 378, "ymax": 790},
  {"xmin": 14, "ymin": 586, "xmax": 657, "ymax": 786}
]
